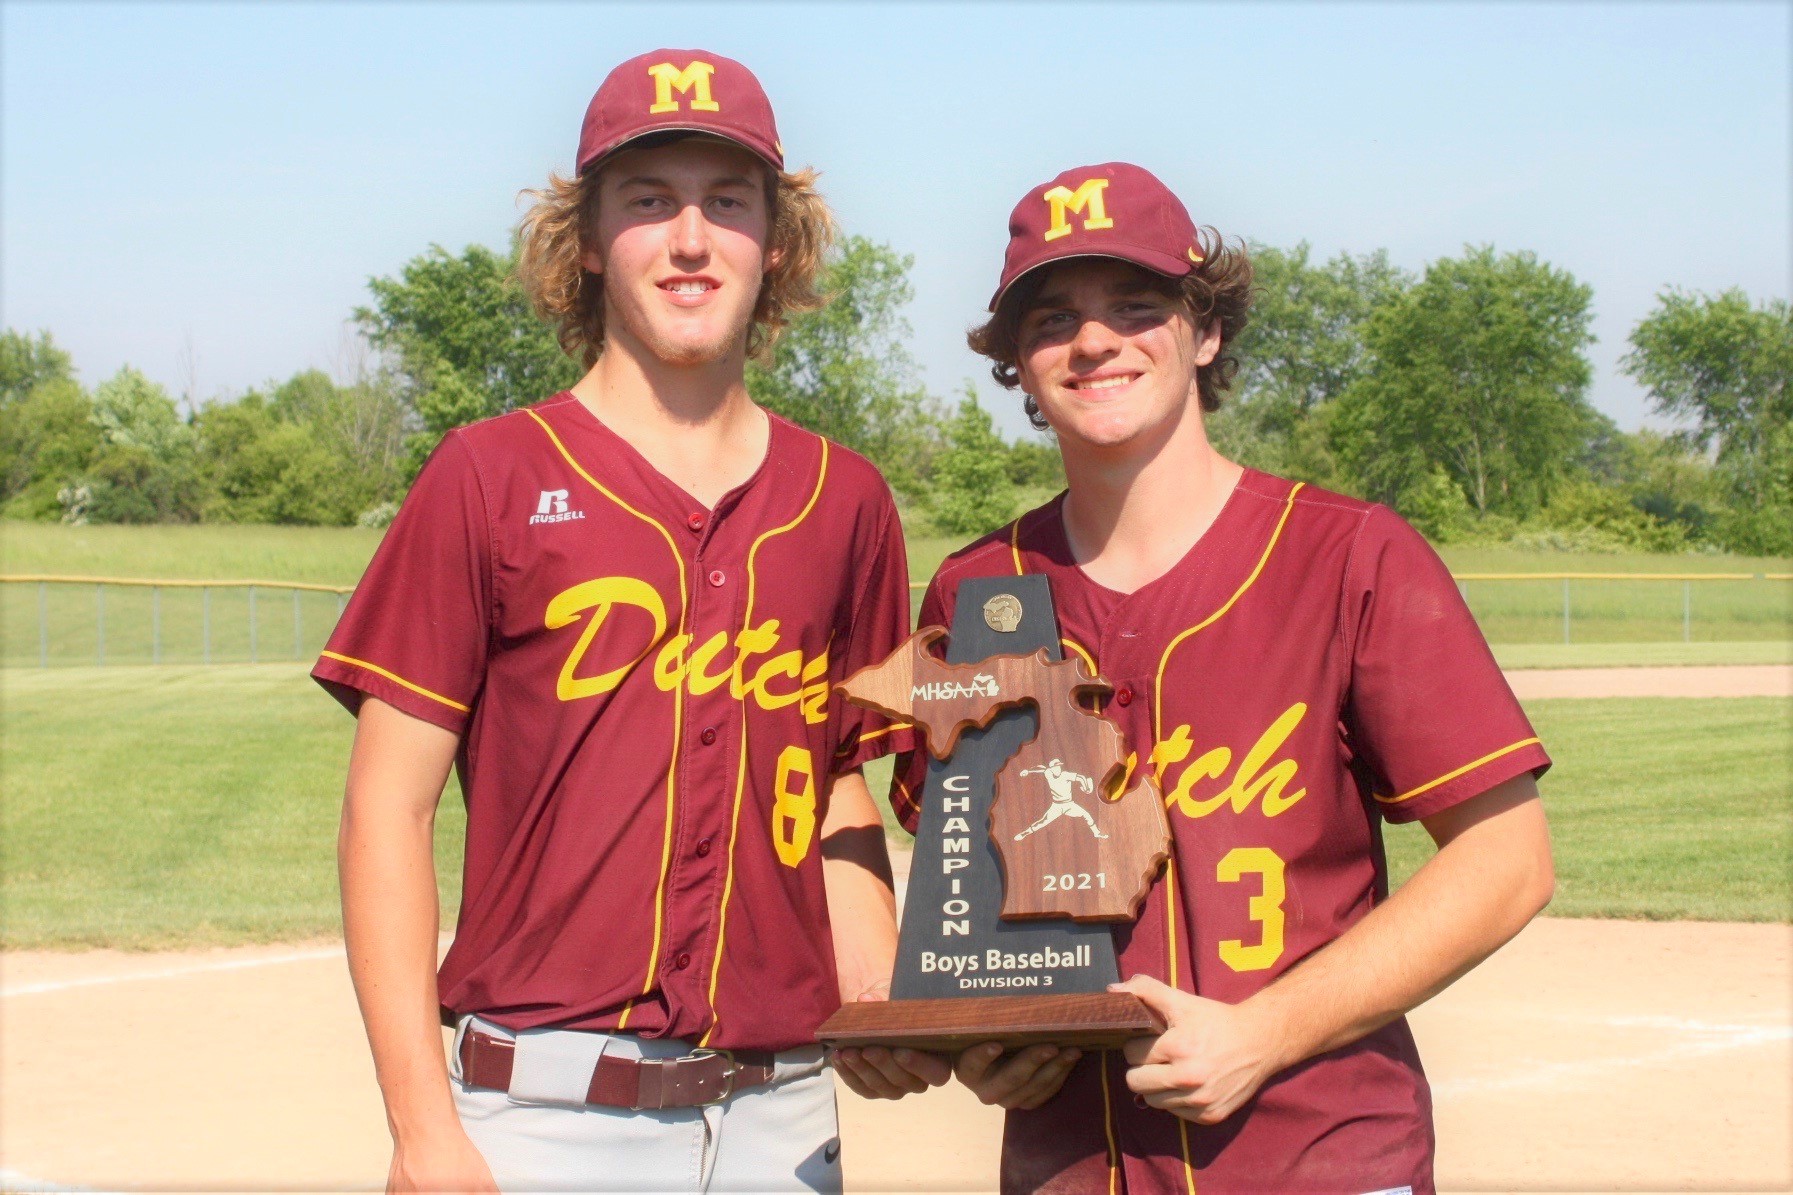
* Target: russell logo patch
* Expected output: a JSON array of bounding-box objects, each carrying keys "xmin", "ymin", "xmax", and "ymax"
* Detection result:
[{"xmin": 529, "ymin": 489, "xmax": 586, "ymax": 525}]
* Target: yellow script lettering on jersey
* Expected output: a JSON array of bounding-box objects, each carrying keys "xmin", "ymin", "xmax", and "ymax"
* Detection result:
[
  {"xmin": 1151, "ymin": 702, "xmax": 1310, "ymax": 819},
  {"xmin": 547, "ymin": 576, "xmax": 830, "ymax": 721}
]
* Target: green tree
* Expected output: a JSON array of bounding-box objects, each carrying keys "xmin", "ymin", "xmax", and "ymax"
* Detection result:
[
  {"xmin": 1233, "ymin": 243, "xmax": 1411, "ymax": 414},
  {"xmin": 930, "ymin": 390, "xmax": 1016, "ymax": 536},
  {"xmin": 269, "ymin": 369, "xmax": 410, "ymax": 516},
  {"xmin": 1709, "ymin": 421, "xmax": 1793, "ymax": 554},
  {"xmin": 1005, "ymin": 436, "xmax": 1065, "ymax": 491},
  {"xmin": 0, "ymin": 377, "xmax": 102, "ymax": 516},
  {"xmin": 77, "ymin": 367, "xmax": 204, "ymax": 523},
  {"xmin": 1331, "ymin": 246, "xmax": 1598, "ymax": 519},
  {"xmin": 748, "ymin": 236, "xmax": 942, "ymax": 494},
  {"xmin": 1397, "ymin": 465, "xmax": 1475, "ymax": 542},
  {"xmin": 1581, "ymin": 427, "xmax": 1723, "ymax": 545},
  {"xmin": 195, "ymin": 370, "xmax": 409, "ymax": 525},
  {"xmin": 357, "ymin": 243, "xmax": 581, "ymax": 463},
  {"xmin": 0, "ymin": 329, "xmax": 74, "ymax": 405},
  {"xmin": 1621, "ymin": 288, "xmax": 1793, "ymax": 507},
  {"xmin": 91, "ymin": 366, "xmax": 194, "ymax": 459},
  {"xmin": 1534, "ymin": 477, "xmax": 1688, "ymax": 552},
  {"xmin": 1210, "ymin": 244, "xmax": 1409, "ymax": 486}
]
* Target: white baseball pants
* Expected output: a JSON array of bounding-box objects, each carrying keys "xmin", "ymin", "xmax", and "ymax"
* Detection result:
[{"xmin": 450, "ymin": 1016, "xmax": 842, "ymax": 1194}]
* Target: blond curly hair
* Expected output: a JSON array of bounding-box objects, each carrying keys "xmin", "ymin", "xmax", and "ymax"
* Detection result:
[{"xmin": 516, "ymin": 143, "xmax": 836, "ymax": 366}]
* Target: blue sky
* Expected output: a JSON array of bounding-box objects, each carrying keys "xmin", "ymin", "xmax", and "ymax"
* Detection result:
[{"xmin": 4, "ymin": 1, "xmax": 1788, "ymax": 439}]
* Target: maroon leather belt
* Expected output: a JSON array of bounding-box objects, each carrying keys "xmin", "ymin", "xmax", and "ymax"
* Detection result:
[{"xmin": 458, "ymin": 1030, "xmax": 776, "ymax": 1110}]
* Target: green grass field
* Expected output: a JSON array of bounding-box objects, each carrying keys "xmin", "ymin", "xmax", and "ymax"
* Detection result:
[
  {"xmin": 0, "ymin": 665, "xmax": 465, "ymax": 949},
  {"xmin": 1, "ymin": 523, "xmax": 384, "ymax": 585},
  {"xmin": 1381, "ymin": 698, "xmax": 1792, "ymax": 921},
  {"xmin": 4, "ymin": 524, "xmax": 1789, "ymax": 667},
  {"xmin": 9, "ymin": 523, "xmax": 1786, "ymax": 589},
  {"xmin": 3, "ymin": 665, "xmax": 1785, "ymax": 949}
]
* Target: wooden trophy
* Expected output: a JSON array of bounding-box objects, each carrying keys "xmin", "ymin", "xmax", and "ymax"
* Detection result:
[{"xmin": 816, "ymin": 575, "xmax": 1172, "ymax": 1052}]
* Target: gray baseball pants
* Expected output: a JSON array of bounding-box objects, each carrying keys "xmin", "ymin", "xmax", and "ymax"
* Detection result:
[{"xmin": 450, "ymin": 1016, "xmax": 842, "ymax": 1194}]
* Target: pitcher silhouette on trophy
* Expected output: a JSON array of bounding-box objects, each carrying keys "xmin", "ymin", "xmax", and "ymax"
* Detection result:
[{"xmin": 1014, "ymin": 759, "xmax": 1109, "ymax": 841}]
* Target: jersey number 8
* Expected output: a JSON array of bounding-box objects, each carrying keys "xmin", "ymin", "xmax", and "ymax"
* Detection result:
[{"xmin": 772, "ymin": 745, "xmax": 818, "ymax": 868}]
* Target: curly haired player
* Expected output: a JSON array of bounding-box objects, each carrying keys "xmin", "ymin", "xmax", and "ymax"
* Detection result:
[
  {"xmin": 316, "ymin": 50, "xmax": 931, "ymax": 1194},
  {"xmin": 894, "ymin": 163, "xmax": 1555, "ymax": 1194}
]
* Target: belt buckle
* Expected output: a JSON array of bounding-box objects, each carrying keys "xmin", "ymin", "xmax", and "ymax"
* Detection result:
[{"xmin": 693, "ymin": 1048, "xmax": 739, "ymax": 1106}]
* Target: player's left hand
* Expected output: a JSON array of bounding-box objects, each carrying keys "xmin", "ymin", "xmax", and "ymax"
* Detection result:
[{"xmin": 1112, "ymin": 975, "xmax": 1285, "ymax": 1125}]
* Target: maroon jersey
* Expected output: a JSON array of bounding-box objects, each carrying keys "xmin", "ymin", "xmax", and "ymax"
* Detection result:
[
  {"xmin": 315, "ymin": 394, "xmax": 913, "ymax": 1052},
  {"xmin": 897, "ymin": 469, "xmax": 1549, "ymax": 1195}
]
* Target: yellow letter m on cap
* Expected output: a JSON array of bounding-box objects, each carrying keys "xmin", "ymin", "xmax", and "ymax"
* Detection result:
[
  {"xmin": 648, "ymin": 60, "xmax": 720, "ymax": 114},
  {"xmin": 1043, "ymin": 178, "xmax": 1114, "ymax": 242}
]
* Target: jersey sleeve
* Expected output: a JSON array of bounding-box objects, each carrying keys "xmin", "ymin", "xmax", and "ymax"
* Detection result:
[
  {"xmin": 885, "ymin": 570, "xmax": 957, "ymax": 833},
  {"xmin": 312, "ymin": 431, "xmax": 493, "ymax": 736},
  {"xmin": 828, "ymin": 499, "xmax": 918, "ymax": 775},
  {"xmin": 1343, "ymin": 507, "xmax": 1551, "ymax": 824}
]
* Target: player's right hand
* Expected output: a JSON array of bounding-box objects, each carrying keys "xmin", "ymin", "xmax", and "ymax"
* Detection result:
[
  {"xmin": 831, "ymin": 1045, "xmax": 953, "ymax": 1100},
  {"xmin": 953, "ymin": 1042, "xmax": 1082, "ymax": 1110},
  {"xmin": 388, "ymin": 1128, "xmax": 500, "ymax": 1195}
]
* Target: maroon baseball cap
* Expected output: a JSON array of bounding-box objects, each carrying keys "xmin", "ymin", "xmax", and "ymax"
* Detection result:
[
  {"xmin": 576, "ymin": 49, "xmax": 783, "ymax": 175},
  {"xmin": 990, "ymin": 162, "xmax": 1205, "ymax": 311}
]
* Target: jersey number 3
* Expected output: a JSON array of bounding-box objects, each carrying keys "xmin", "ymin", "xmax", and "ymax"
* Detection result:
[{"xmin": 1217, "ymin": 846, "xmax": 1286, "ymax": 972}]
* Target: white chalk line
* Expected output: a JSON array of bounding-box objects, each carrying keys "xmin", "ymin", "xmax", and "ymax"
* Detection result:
[
  {"xmin": 1431, "ymin": 1015, "xmax": 1792, "ymax": 1097},
  {"xmin": 4, "ymin": 941, "xmax": 1785, "ymax": 1101},
  {"xmin": 0, "ymin": 946, "xmax": 344, "ymax": 997},
  {"xmin": 0, "ymin": 1167, "xmax": 97, "ymax": 1192}
]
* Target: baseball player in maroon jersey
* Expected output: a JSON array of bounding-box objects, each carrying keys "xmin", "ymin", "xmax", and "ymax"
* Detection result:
[
  {"xmin": 316, "ymin": 50, "xmax": 932, "ymax": 1193},
  {"xmin": 892, "ymin": 163, "xmax": 1556, "ymax": 1193}
]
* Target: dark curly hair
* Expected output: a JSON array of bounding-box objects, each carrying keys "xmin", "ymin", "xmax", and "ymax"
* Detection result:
[{"xmin": 966, "ymin": 228, "xmax": 1254, "ymax": 430}]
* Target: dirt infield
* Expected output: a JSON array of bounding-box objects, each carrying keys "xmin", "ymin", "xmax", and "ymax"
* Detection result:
[
  {"xmin": 1, "ymin": 917, "xmax": 1786, "ymax": 1194},
  {"xmin": 1504, "ymin": 663, "xmax": 1792, "ymax": 699}
]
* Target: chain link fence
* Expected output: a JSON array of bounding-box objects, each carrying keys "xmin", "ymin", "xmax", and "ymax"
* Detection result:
[
  {"xmin": 1452, "ymin": 572, "xmax": 1792, "ymax": 645},
  {"xmin": 3, "ymin": 572, "xmax": 1788, "ymax": 668},
  {"xmin": 3, "ymin": 577, "xmax": 350, "ymax": 667}
]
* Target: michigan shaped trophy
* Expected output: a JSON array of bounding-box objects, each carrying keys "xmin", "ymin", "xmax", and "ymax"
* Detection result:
[{"xmin": 817, "ymin": 575, "xmax": 1172, "ymax": 1051}]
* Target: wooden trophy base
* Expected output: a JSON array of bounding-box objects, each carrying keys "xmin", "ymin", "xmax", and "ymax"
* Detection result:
[{"xmin": 816, "ymin": 992, "xmax": 1163, "ymax": 1053}]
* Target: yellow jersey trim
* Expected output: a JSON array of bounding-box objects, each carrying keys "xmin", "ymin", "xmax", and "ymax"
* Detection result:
[
  {"xmin": 1179, "ymin": 1119, "xmax": 1197, "ymax": 1193},
  {"xmin": 1099, "ymin": 1050, "xmax": 1120, "ymax": 1195},
  {"xmin": 700, "ymin": 440, "xmax": 831, "ymax": 1046},
  {"xmin": 1061, "ymin": 636, "xmax": 1101, "ymax": 712},
  {"xmin": 1059, "ymin": 636, "xmax": 1097, "ymax": 674},
  {"xmin": 1377, "ymin": 737, "xmax": 1543, "ymax": 806},
  {"xmin": 318, "ymin": 651, "xmax": 471, "ymax": 714},
  {"xmin": 1151, "ymin": 483, "xmax": 1303, "ymax": 733},
  {"xmin": 1009, "ymin": 516, "xmax": 1025, "ymax": 575},
  {"xmin": 525, "ymin": 407, "xmax": 690, "ymax": 1030},
  {"xmin": 852, "ymin": 720, "xmax": 913, "ymax": 746},
  {"xmin": 1163, "ymin": 863, "xmax": 1182, "ymax": 993},
  {"xmin": 1151, "ymin": 482, "xmax": 1303, "ymax": 991}
]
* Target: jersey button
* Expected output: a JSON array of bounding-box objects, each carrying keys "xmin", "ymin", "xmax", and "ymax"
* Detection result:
[
  {"xmin": 1115, "ymin": 686, "xmax": 1134, "ymax": 707},
  {"xmin": 695, "ymin": 837, "xmax": 712, "ymax": 857},
  {"xmin": 674, "ymin": 952, "xmax": 692, "ymax": 971},
  {"xmin": 708, "ymin": 569, "xmax": 726, "ymax": 587},
  {"xmin": 700, "ymin": 727, "xmax": 718, "ymax": 746},
  {"xmin": 687, "ymin": 513, "xmax": 705, "ymax": 533}
]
